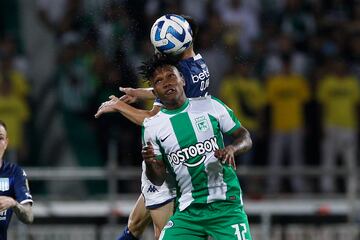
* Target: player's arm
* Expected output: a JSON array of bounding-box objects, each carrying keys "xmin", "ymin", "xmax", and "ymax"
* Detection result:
[
  {"xmin": 95, "ymin": 95, "xmax": 161, "ymax": 125},
  {"xmin": 211, "ymin": 97, "xmax": 252, "ymax": 169},
  {"xmin": 0, "ymin": 196, "xmax": 33, "ymax": 224},
  {"xmin": 13, "ymin": 202, "xmax": 33, "ymax": 224},
  {"xmin": 119, "ymin": 87, "xmax": 156, "ymax": 104},
  {"xmin": 142, "ymin": 142, "xmax": 166, "ymax": 186},
  {"xmin": 214, "ymin": 126, "xmax": 252, "ymax": 169}
]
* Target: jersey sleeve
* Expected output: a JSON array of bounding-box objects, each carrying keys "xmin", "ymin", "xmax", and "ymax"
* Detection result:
[
  {"xmin": 14, "ymin": 167, "xmax": 33, "ymax": 205},
  {"xmin": 210, "ymin": 96, "xmax": 241, "ymax": 135},
  {"xmin": 141, "ymin": 124, "xmax": 163, "ymax": 161}
]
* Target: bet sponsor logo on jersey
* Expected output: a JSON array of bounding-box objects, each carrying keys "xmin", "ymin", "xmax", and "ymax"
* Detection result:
[
  {"xmin": 167, "ymin": 137, "xmax": 219, "ymax": 167},
  {"xmin": 191, "ymin": 68, "xmax": 210, "ymax": 83}
]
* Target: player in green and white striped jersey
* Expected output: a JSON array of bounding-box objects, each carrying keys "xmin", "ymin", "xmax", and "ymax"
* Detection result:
[{"xmin": 141, "ymin": 56, "xmax": 253, "ymax": 240}]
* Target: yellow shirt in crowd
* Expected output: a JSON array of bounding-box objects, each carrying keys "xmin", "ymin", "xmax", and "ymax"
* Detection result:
[
  {"xmin": 220, "ymin": 76, "xmax": 265, "ymax": 131},
  {"xmin": 0, "ymin": 94, "xmax": 29, "ymax": 149},
  {"xmin": 266, "ymin": 73, "xmax": 309, "ymax": 132},
  {"xmin": 0, "ymin": 70, "xmax": 30, "ymax": 150},
  {"xmin": 317, "ymin": 75, "xmax": 359, "ymax": 129}
]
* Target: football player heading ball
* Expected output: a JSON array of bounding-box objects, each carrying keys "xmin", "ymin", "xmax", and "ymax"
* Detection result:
[{"xmin": 95, "ymin": 14, "xmax": 211, "ymax": 240}]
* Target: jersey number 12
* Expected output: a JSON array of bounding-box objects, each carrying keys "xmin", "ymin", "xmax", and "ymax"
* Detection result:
[{"xmin": 231, "ymin": 223, "xmax": 248, "ymax": 240}]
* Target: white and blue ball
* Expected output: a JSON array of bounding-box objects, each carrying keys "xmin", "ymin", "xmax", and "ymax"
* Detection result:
[{"xmin": 150, "ymin": 14, "xmax": 193, "ymax": 55}]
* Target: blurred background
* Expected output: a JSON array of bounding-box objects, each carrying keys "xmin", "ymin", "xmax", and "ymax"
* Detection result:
[{"xmin": 1, "ymin": 0, "xmax": 360, "ymax": 239}]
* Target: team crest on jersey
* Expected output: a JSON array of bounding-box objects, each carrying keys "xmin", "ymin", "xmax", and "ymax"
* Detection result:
[
  {"xmin": 164, "ymin": 220, "xmax": 174, "ymax": 229},
  {"xmin": 195, "ymin": 116, "xmax": 209, "ymax": 132},
  {"xmin": 0, "ymin": 178, "xmax": 9, "ymax": 191}
]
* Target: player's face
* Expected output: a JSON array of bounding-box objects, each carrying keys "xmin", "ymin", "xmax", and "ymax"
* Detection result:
[
  {"xmin": 151, "ymin": 65, "xmax": 186, "ymax": 108},
  {"xmin": 0, "ymin": 126, "xmax": 8, "ymax": 160}
]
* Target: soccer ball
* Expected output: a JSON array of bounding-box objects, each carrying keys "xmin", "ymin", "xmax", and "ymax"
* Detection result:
[{"xmin": 150, "ymin": 14, "xmax": 193, "ymax": 55}]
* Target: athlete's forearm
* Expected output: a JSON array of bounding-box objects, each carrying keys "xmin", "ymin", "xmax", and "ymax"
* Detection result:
[
  {"xmin": 145, "ymin": 161, "xmax": 166, "ymax": 186},
  {"xmin": 134, "ymin": 88, "xmax": 156, "ymax": 101},
  {"xmin": 114, "ymin": 101, "xmax": 156, "ymax": 125},
  {"xmin": 230, "ymin": 126, "xmax": 252, "ymax": 155},
  {"xmin": 13, "ymin": 202, "xmax": 33, "ymax": 224}
]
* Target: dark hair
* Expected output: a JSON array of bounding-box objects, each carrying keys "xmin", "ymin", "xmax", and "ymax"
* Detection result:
[
  {"xmin": 0, "ymin": 120, "xmax": 7, "ymax": 131},
  {"xmin": 181, "ymin": 15, "xmax": 199, "ymax": 40},
  {"xmin": 139, "ymin": 53, "xmax": 178, "ymax": 84}
]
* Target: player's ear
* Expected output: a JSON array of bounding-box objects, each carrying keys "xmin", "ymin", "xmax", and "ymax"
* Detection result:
[
  {"xmin": 150, "ymin": 82, "xmax": 159, "ymax": 97},
  {"xmin": 179, "ymin": 72, "xmax": 185, "ymax": 86},
  {"xmin": 4, "ymin": 137, "xmax": 8, "ymax": 150}
]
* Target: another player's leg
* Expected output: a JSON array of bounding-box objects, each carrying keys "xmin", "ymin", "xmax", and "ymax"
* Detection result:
[
  {"xmin": 149, "ymin": 200, "xmax": 174, "ymax": 239},
  {"xmin": 117, "ymin": 194, "xmax": 151, "ymax": 240}
]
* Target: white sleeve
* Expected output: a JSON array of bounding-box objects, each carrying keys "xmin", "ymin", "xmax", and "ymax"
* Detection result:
[
  {"xmin": 142, "ymin": 124, "xmax": 162, "ymax": 159},
  {"xmin": 211, "ymin": 97, "xmax": 241, "ymax": 134}
]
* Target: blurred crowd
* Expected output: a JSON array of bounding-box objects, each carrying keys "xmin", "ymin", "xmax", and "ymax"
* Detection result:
[{"xmin": 0, "ymin": 0, "xmax": 359, "ymax": 197}]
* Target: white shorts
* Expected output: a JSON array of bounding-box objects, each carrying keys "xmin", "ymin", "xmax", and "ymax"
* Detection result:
[{"xmin": 141, "ymin": 161, "xmax": 176, "ymax": 209}]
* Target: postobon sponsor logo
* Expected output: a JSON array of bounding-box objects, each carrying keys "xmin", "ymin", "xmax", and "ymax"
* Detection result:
[{"xmin": 167, "ymin": 137, "xmax": 219, "ymax": 167}]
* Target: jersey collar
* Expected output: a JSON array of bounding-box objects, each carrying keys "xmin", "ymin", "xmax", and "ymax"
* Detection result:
[{"xmin": 161, "ymin": 99, "xmax": 189, "ymax": 115}]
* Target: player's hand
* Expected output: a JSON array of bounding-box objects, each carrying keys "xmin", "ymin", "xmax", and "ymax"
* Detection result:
[
  {"xmin": 214, "ymin": 146, "xmax": 236, "ymax": 170},
  {"xmin": 94, "ymin": 95, "xmax": 120, "ymax": 118},
  {"xmin": 119, "ymin": 87, "xmax": 138, "ymax": 104},
  {"xmin": 142, "ymin": 142, "xmax": 156, "ymax": 164},
  {"xmin": 0, "ymin": 196, "xmax": 16, "ymax": 211}
]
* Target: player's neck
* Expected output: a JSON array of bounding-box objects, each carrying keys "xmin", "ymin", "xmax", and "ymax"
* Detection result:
[
  {"xmin": 164, "ymin": 95, "xmax": 187, "ymax": 110},
  {"xmin": 181, "ymin": 47, "xmax": 195, "ymax": 60}
]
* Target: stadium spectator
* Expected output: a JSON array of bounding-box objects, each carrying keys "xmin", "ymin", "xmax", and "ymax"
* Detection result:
[
  {"xmin": 266, "ymin": 54, "xmax": 310, "ymax": 194},
  {"xmin": 55, "ymin": 32, "xmax": 102, "ymax": 176},
  {"xmin": 0, "ymin": 120, "xmax": 33, "ymax": 240},
  {"xmin": 220, "ymin": 58, "xmax": 265, "ymax": 166},
  {"xmin": 317, "ymin": 57, "xmax": 360, "ymax": 193},
  {"xmin": 198, "ymin": 12, "xmax": 230, "ymax": 96},
  {"xmin": 216, "ymin": 0, "xmax": 260, "ymax": 54},
  {"xmin": 0, "ymin": 55, "xmax": 30, "ymax": 163},
  {"xmin": 0, "ymin": 36, "xmax": 28, "ymax": 76}
]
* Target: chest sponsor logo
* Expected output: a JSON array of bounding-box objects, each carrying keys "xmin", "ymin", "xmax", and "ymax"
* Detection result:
[
  {"xmin": 0, "ymin": 178, "xmax": 9, "ymax": 191},
  {"xmin": 167, "ymin": 137, "xmax": 219, "ymax": 167},
  {"xmin": 195, "ymin": 116, "xmax": 209, "ymax": 132},
  {"xmin": 191, "ymin": 68, "xmax": 210, "ymax": 83}
]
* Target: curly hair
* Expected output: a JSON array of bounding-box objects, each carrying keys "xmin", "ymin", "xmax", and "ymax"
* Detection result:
[{"xmin": 139, "ymin": 53, "xmax": 179, "ymax": 84}]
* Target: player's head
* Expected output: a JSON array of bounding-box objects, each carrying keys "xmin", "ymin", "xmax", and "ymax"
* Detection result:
[
  {"xmin": 139, "ymin": 54, "xmax": 186, "ymax": 108},
  {"xmin": 181, "ymin": 15, "xmax": 198, "ymax": 41},
  {"xmin": 0, "ymin": 120, "xmax": 8, "ymax": 160}
]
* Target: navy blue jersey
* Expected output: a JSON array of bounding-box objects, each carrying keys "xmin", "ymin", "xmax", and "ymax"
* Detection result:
[
  {"xmin": 0, "ymin": 161, "xmax": 33, "ymax": 240},
  {"xmin": 155, "ymin": 54, "xmax": 210, "ymax": 104}
]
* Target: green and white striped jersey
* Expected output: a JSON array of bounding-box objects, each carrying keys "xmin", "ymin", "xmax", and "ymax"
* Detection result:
[{"xmin": 142, "ymin": 96, "xmax": 243, "ymax": 211}]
